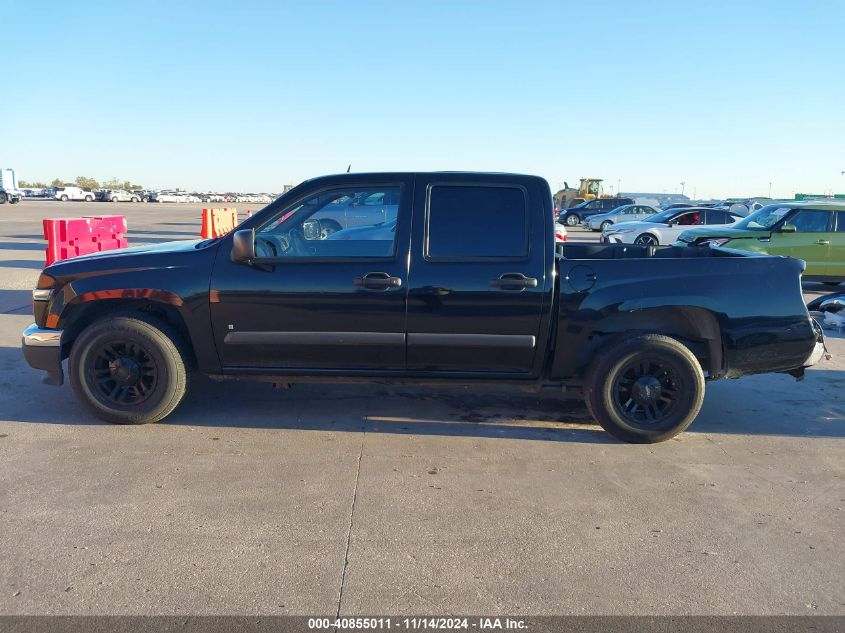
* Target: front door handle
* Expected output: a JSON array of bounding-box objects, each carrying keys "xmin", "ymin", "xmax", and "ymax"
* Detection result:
[
  {"xmin": 490, "ymin": 272, "xmax": 538, "ymax": 291},
  {"xmin": 816, "ymin": 239, "xmax": 830, "ymax": 245},
  {"xmin": 354, "ymin": 272, "xmax": 402, "ymax": 290}
]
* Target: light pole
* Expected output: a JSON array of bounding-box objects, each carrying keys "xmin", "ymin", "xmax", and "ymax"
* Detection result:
[
  {"xmin": 768, "ymin": 182, "xmax": 772, "ymax": 198},
  {"xmin": 680, "ymin": 182, "xmax": 686, "ymax": 196}
]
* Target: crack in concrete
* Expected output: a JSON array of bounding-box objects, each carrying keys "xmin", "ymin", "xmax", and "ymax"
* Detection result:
[{"xmin": 335, "ymin": 396, "xmax": 368, "ymax": 617}]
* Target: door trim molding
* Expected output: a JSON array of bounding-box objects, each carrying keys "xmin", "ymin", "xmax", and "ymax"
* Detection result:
[
  {"xmin": 224, "ymin": 331, "xmax": 405, "ymax": 346},
  {"xmin": 407, "ymin": 333, "xmax": 536, "ymax": 348}
]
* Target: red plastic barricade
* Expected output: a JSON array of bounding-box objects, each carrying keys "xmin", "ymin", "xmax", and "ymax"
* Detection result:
[
  {"xmin": 43, "ymin": 215, "xmax": 128, "ymax": 265},
  {"xmin": 86, "ymin": 215, "xmax": 128, "ymax": 253}
]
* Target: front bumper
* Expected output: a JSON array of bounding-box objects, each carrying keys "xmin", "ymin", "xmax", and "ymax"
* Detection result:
[{"xmin": 21, "ymin": 323, "xmax": 64, "ymax": 385}]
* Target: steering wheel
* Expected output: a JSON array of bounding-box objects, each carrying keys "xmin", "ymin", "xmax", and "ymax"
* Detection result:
[{"xmin": 287, "ymin": 227, "xmax": 308, "ymax": 256}]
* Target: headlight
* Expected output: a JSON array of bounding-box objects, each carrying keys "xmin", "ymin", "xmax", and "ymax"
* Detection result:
[{"xmin": 703, "ymin": 238, "xmax": 731, "ymax": 247}]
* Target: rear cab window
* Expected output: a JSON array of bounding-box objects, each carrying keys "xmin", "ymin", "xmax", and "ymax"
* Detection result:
[{"xmin": 426, "ymin": 185, "xmax": 528, "ymax": 260}]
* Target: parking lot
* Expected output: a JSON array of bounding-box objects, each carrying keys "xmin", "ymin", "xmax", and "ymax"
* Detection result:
[{"xmin": 1, "ymin": 199, "xmax": 843, "ymax": 615}]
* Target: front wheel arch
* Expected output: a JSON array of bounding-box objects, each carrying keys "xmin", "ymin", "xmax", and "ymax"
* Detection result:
[{"xmin": 60, "ymin": 298, "xmax": 196, "ymax": 370}]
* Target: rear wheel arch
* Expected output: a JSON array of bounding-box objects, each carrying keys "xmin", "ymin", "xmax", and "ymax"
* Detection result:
[{"xmin": 581, "ymin": 306, "xmax": 723, "ymax": 379}]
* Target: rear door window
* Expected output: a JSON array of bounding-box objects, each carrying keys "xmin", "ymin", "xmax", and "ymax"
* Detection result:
[
  {"xmin": 836, "ymin": 212, "xmax": 845, "ymax": 232},
  {"xmin": 426, "ymin": 185, "xmax": 528, "ymax": 259}
]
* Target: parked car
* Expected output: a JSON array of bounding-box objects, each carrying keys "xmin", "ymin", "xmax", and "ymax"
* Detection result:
[
  {"xmin": 54, "ymin": 186, "xmax": 95, "ymax": 202},
  {"xmin": 99, "ymin": 189, "xmax": 142, "ymax": 203},
  {"xmin": 584, "ymin": 204, "xmax": 660, "ymax": 231},
  {"xmin": 602, "ymin": 207, "xmax": 741, "ymax": 246},
  {"xmin": 557, "ymin": 197, "xmax": 634, "ymax": 227},
  {"xmin": 307, "ymin": 188, "xmax": 401, "ymax": 237},
  {"xmin": 22, "ymin": 172, "xmax": 825, "ymax": 444},
  {"xmin": 676, "ymin": 201, "xmax": 845, "ymax": 283},
  {"xmin": 554, "ymin": 222, "xmax": 567, "ymax": 243},
  {"xmin": 151, "ymin": 192, "xmax": 192, "ymax": 203}
]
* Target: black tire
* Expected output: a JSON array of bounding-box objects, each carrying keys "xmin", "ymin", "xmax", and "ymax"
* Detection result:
[
  {"xmin": 0, "ymin": 192, "xmax": 7, "ymax": 204},
  {"xmin": 600, "ymin": 220, "xmax": 612, "ymax": 231},
  {"xmin": 319, "ymin": 219, "xmax": 342, "ymax": 239},
  {"xmin": 583, "ymin": 334, "xmax": 705, "ymax": 443},
  {"xmin": 635, "ymin": 233, "xmax": 659, "ymax": 246},
  {"xmin": 69, "ymin": 314, "xmax": 190, "ymax": 424},
  {"xmin": 10, "ymin": 197, "xmax": 19, "ymax": 204},
  {"xmin": 565, "ymin": 214, "xmax": 580, "ymax": 227}
]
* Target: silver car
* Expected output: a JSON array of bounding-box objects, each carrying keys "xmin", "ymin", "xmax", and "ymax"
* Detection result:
[{"xmin": 584, "ymin": 204, "xmax": 660, "ymax": 231}]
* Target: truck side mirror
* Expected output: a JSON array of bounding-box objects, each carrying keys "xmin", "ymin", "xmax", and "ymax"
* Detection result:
[
  {"xmin": 779, "ymin": 224, "xmax": 797, "ymax": 233},
  {"xmin": 230, "ymin": 228, "xmax": 256, "ymax": 263},
  {"xmin": 302, "ymin": 219, "xmax": 321, "ymax": 240}
]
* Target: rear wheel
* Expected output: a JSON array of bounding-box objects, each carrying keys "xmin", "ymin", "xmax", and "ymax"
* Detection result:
[
  {"xmin": 565, "ymin": 214, "xmax": 580, "ymax": 227},
  {"xmin": 60, "ymin": 195, "xmax": 69, "ymax": 201},
  {"xmin": 584, "ymin": 334, "xmax": 705, "ymax": 443},
  {"xmin": 85, "ymin": 195, "xmax": 93, "ymax": 202},
  {"xmin": 69, "ymin": 314, "xmax": 190, "ymax": 424},
  {"xmin": 635, "ymin": 233, "xmax": 658, "ymax": 246}
]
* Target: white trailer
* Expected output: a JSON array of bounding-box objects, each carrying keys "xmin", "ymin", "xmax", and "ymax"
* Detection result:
[{"xmin": 0, "ymin": 168, "xmax": 23, "ymax": 204}]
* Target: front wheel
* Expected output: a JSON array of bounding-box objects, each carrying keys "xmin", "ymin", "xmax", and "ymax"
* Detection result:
[
  {"xmin": 635, "ymin": 234, "xmax": 658, "ymax": 246},
  {"xmin": 69, "ymin": 314, "xmax": 190, "ymax": 424},
  {"xmin": 10, "ymin": 196, "xmax": 19, "ymax": 204},
  {"xmin": 565, "ymin": 214, "xmax": 580, "ymax": 227},
  {"xmin": 583, "ymin": 334, "xmax": 705, "ymax": 443},
  {"xmin": 600, "ymin": 220, "xmax": 613, "ymax": 231},
  {"xmin": 0, "ymin": 192, "xmax": 7, "ymax": 204}
]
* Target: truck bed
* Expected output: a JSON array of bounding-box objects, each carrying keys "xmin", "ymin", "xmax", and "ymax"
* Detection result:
[{"xmin": 550, "ymin": 242, "xmax": 817, "ymax": 381}]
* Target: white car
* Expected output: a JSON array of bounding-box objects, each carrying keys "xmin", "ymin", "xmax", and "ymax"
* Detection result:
[
  {"xmin": 153, "ymin": 192, "xmax": 197, "ymax": 203},
  {"xmin": 584, "ymin": 204, "xmax": 661, "ymax": 231},
  {"xmin": 100, "ymin": 189, "xmax": 142, "ymax": 202},
  {"xmin": 602, "ymin": 207, "xmax": 741, "ymax": 246},
  {"xmin": 54, "ymin": 186, "xmax": 95, "ymax": 202},
  {"xmin": 554, "ymin": 222, "xmax": 568, "ymax": 243}
]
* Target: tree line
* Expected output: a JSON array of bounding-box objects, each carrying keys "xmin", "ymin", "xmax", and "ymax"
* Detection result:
[{"xmin": 18, "ymin": 176, "xmax": 143, "ymax": 191}]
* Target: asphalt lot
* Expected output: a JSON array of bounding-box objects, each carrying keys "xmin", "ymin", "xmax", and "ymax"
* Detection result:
[{"xmin": 1, "ymin": 199, "xmax": 843, "ymax": 616}]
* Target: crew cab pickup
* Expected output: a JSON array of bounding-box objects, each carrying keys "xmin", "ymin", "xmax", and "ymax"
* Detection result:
[{"xmin": 22, "ymin": 172, "xmax": 826, "ymax": 443}]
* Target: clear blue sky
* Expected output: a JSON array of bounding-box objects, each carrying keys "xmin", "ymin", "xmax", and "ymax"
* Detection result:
[{"xmin": 3, "ymin": 0, "xmax": 844, "ymax": 198}]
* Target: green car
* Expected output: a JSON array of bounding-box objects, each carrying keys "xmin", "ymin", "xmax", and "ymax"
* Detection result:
[{"xmin": 676, "ymin": 201, "xmax": 845, "ymax": 283}]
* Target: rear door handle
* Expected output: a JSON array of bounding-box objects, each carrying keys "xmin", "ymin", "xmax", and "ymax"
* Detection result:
[
  {"xmin": 354, "ymin": 272, "xmax": 402, "ymax": 290},
  {"xmin": 490, "ymin": 273, "xmax": 538, "ymax": 291},
  {"xmin": 816, "ymin": 240, "xmax": 830, "ymax": 245}
]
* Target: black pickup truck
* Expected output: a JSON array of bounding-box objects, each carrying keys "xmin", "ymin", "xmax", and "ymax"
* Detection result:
[{"xmin": 22, "ymin": 172, "xmax": 825, "ymax": 443}]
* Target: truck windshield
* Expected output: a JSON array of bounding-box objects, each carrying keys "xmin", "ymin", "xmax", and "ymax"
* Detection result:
[{"xmin": 733, "ymin": 205, "xmax": 793, "ymax": 231}]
